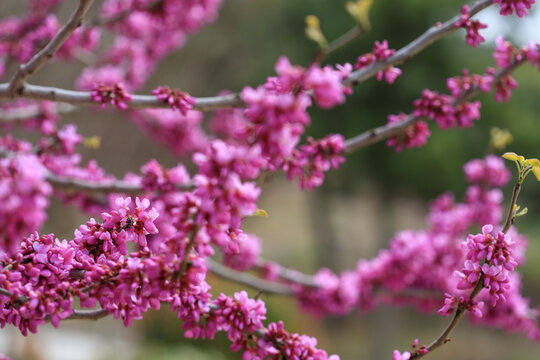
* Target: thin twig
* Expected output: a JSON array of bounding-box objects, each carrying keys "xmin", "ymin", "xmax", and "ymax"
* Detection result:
[
  {"xmin": 7, "ymin": 0, "xmax": 95, "ymax": 95},
  {"xmin": 311, "ymin": 24, "xmax": 365, "ymax": 65}
]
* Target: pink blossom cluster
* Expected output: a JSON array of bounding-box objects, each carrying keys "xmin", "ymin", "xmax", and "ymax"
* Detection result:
[
  {"xmin": 354, "ymin": 40, "xmax": 402, "ymax": 84},
  {"xmin": 0, "ymin": 191, "xmax": 343, "ymax": 359},
  {"xmin": 385, "ymin": 113, "xmax": 431, "ymax": 152},
  {"xmin": 413, "ymin": 89, "xmax": 481, "ymax": 129},
  {"xmin": 296, "ymin": 268, "xmax": 359, "ymax": 316},
  {"xmin": 0, "ymin": 13, "xmax": 59, "ymax": 67},
  {"xmin": 392, "ymin": 339, "xmax": 428, "ymax": 359},
  {"xmin": 259, "ymin": 321, "xmax": 340, "ymax": 360},
  {"xmin": 193, "ymin": 140, "xmax": 263, "ymax": 236},
  {"xmin": 463, "ymin": 154, "xmax": 511, "ymax": 187},
  {"xmin": 222, "ymin": 231, "xmax": 262, "ymax": 271},
  {"xmin": 140, "ymin": 159, "xmax": 191, "ymax": 193},
  {"xmin": 285, "ymin": 134, "xmax": 345, "ymax": 190},
  {"xmin": 493, "ymin": 0, "xmax": 536, "ymax": 17},
  {"xmin": 0, "ymin": 233, "xmax": 76, "ymax": 335},
  {"xmin": 455, "ymin": 5, "xmax": 488, "ymax": 47},
  {"xmin": 208, "ymin": 95, "xmax": 249, "ymax": 143},
  {"xmin": 385, "ymin": 39, "xmax": 540, "ymax": 152},
  {"xmin": 56, "ymin": 27, "xmax": 101, "ymax": 60},
  {"xmin": 0, "ymin": 154, "xmax": 51, "ymax": 255},
  {"xmin": 130, "ymin": 109, "xmax": 208, "ymax": 155},
  {"xmin": 207, "ymin": 291, "xmax": 267, "ymax": 351},
  {"xmin": 152, "ymin": 86, "xmax": 196, "ymax": 115},
  {"xmin": 275, "ymin": 156, "xmax": 539, "ymax": 341},
  {"xmin": 491, "ymin": 37, "xmax": 540, "ymax": 102},
  {"xmin": 240, "ymin": 57, "xmax": 349, "ymax": 186},
  {"xmin": 446, "ymin": 70, "xmax": 493, "ymax": 98},
  {"xmin": 438, "ymin": 293, "xmax": 484, "ymax": 317},
  {"xmin": 91, "ymin": 83, "xmax": 132, "ymax": 109},
  {"xmin": 454, "ymin": 224, "xmax": 517, "ymax": 306}
]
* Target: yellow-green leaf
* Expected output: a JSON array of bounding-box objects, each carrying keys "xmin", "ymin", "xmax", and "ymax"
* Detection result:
[
  {"xmin": 532, "ymin": 166, "xmax": 540, "ymax": 181},
  {"xmin": 305, "ymin": 15, "xmax": 327, "ymax": 48},
  {"xmin": 502, "ymin": 152, "xmax": 522, "ymax": 161},
  {"xmin": 252, "ymin": 209, "xmax": 269, "ymax": 217},
  {"xmin": 346, "ymin": 0, "xmax": 373, "ymax": 30},
  {"xmin": 526, "ymin": 158, "xmax": 540, "ymax": 167},
  {"xmin": 83, "ymin": 136, "xmax": 101, "ymax": 149},
  {"xmin": 490, "ymin": 127, "xmax": 513, "ymax": 151}
]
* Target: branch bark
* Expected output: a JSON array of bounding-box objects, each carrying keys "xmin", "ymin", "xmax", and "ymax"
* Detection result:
[{"xmin": 207, "ymin": 259, "xmax": 293, "ymax": 295}]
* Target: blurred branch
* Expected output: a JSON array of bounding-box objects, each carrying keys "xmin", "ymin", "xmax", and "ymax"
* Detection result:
[
  {"xmin": 344, "ymin": 59, "xmax": 526, "ymax": 153},
  {"xmin": 0, "ymin": 103, "xmax": 75, "ymax": 123},
  {"xmin": 207, "ymin": 259, "xmax": 294, "ymax": 295},
  {"xmin": 255, "ymin": 260, "xmax": 319, "ymax": 288},
  {"xmin": 7, "ymin": 0, "xmax": 95, "ymax": 95},
  {"xmin": 311, "ymin": 24, "xmax": 366, "ymax": 65},
  {"xmin": 62, "ymin": 308, "xmax": 109, "ymax": 321}
]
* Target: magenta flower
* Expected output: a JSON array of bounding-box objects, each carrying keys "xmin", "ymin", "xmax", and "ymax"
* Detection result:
[
  {"xmin": 354, "ymin": 40, "xmax": 402, "ymax": 84},
  {"xmin": 455, "ymin": 5, "xmax": 487, "ymax": 47},
  {"xmin": 91, "ymin": 82, "xmax": 132, "ymax": 109},
  {"xmin": 493, "ymin": 0, "xmax": 536, "ymax": 17},
  {"xmin": 385, "ymin": 113, "xmax": 431, "ymax": 152},
  {"xmin": 152, "ymin": 86, "xmax": 196, "ymax": 115}
]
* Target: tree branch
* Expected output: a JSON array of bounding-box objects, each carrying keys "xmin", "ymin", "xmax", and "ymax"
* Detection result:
[
  {"xmin": 0, "ymin": 83, "xmax": 244, "ymax": 112},
  {"xmin": 7, "ymin": 0, "xmax": 95, "ymax": 95},
  {"xmin": 344, "ymin": 59, "xmax": 526, "ymax": 153},
  {"xmin": 206, "ymin": 259, "xmax": 293, "ymax": 295},
  {"xmin": 255, "ymin": 260, "xmax": 319, "ymax": 288},
  {"xmin": 62, "ymin": 308, "xmax": 109, "ymax": 321},
  {"xmin": 0, "ymin": 103, "xmax": 75, "ymax": 123}
]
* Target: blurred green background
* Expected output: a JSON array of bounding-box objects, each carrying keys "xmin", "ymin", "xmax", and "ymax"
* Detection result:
[{"xmin": 2, "ymin": 0, "xmax": 540, "ymax": 359}]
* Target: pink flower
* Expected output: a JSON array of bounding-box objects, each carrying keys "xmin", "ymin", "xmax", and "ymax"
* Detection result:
[
  {"xmin": 304, "ymin": 65, "xmax": 351, "ymax": 109},
  {"xmin": 463, "ymin": 155, "xmax": 511, "ymax": 187},
  {"xmin": 354, "ymin": 40, "xmax": 402, "ymax": 84},
  {"xmin": 91, "ymin": 83, "xmax": 132, "ymax": 109},
  {"xmin": 152, "ymin": 86, "xmax": 196, "ymax": 115},
  {"xmin": 455, "ymin": 5, "xmax": 487, "ymax": 47},
  {"xmin": 392, "ymin": 350, "xmax": 411, "ymax": 360},
  {"xmin": 493, "ymin": 0, "xmax": 536, "ymax": 17},
  {"xmin": 385, "ymin": 113, "xmax": 431, "ymax": 152}
]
